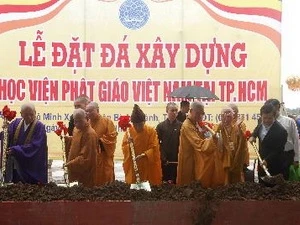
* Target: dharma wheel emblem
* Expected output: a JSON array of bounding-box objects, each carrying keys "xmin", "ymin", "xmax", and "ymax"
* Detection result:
[{"xmin": 119, "ymin": 0, "xmax": 150, "ymax": 30}]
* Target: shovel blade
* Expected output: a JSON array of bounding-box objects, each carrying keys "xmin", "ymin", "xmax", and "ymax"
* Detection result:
[
  {"xmin": 261, "ymin": 174, "xmax": 285, "ymax": 186},
  {"xmin": 130, "ymin": 181, "xmax": 151, "ymax": 192}
]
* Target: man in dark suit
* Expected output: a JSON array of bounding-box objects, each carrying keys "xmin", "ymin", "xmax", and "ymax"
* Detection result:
[{"xmin": 249, "ymin": 104, "xmax": 287, "ymax": 181}]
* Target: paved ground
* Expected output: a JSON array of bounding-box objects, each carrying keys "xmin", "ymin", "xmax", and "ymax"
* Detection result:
[
  {"xmin": 48, "ymin": 160, "xmax": 257, "ymax": 185},
  {"xmin": 48, "ymin": 160, "xmax": 125, "ymax": 185}
]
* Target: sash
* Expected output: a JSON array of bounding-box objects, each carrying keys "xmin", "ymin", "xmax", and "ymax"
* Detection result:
[{"xmin": 13, "ymin": 119, "xmax": 38, "ymax": 145}]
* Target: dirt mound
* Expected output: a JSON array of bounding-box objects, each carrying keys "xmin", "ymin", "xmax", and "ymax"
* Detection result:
[{"xmin": 0, "ymin": 181, "xmax": 299, "ymax": 202}]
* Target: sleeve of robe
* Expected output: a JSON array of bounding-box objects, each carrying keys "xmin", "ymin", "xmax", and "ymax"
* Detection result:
[
  {"xmin": 290, "ymin": 119, "xmax": 300, "ymax": 162},
  {"xmin": 99, "ymin": 119, "xmax": 117, "ymax": 158},
  {"xmin": 10, "ymin": 123, "xmax": 46, "ymax": 159},
  {"xmin": 68, "ymin": 115, "xmax": 74, "ymax": 136},
  {"xmin": 230, "ymin": 127, "xmax": 248, "ymax": 173},
  {"xmin": 251, "ymin": 123, "xmax": 261, "ymax": 139},
  {"xmin": 64, "ymin": 136, "xmax": 72, "ymax": 161},
  {"xmin": 215, "ymin": 124, "xmax": 247, "ymax": 172},
  {"xmin": 155, "ymin": 123, "xmax": 167, "ymax": 163},
  {"xmin": 143, "ymin": 127, "xmax": 162, "ymax": 185},
  {"xmin": 177, "ymin": 123, "xmax": 217, "ymax": 186},
  {"xmin": 122, "ymin": 131, "xmax": 133, "ymax": 184},
  {"xmin": 66, "ymin": 133, "xmax": 98, "ymax": 173},
  {"xmin": 143, "ymin": 127, "xmax": 161, "ymax": 164},
  {"xmin": 182, "ymin": 125, "xmax": 216, "ymax": 154},
  {"xmin": 194, "ymin": 136, "xmax": 218, "ymax": 188},
  {"xmin": 94, "ymin": 118, "xmax": 117, "ymax": 185},
  {"xmin": 240, "ymin": 122, "xmax": 250, "ymax": 166}
]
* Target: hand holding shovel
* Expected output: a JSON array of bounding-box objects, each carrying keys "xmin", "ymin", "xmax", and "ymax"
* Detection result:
[
  {"xmin": 135, "ymin": 153, "xmax": 146, "ymax": 161},
  {"xmin": 250, "ymin": 142, "xmax": 284, "ymax": 186}
]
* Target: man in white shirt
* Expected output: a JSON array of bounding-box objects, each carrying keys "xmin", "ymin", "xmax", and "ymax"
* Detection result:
[{"xmin": 265, "ymin": 99, "xmax": 299, "ymax": 180}]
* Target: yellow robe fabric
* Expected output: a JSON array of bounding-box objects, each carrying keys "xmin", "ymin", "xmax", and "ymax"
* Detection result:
[
  {"xmin": 89, "ymin": 114, "xmax": 117, "ymax": 185},
  {"xmin": 215, "ymin": 123, "xmax": 248, "ymax": 185},
  {"xmin": 176, "ymin": 116, "xmax": 217, "ymax": 187},
  {"xmin": 233, "ymin": 118, "xmax": 249, "ymax": 166},
  {"xmin": 66, "ymin": 124, "xmax": 98, "ymax": 187},
  {"xmin": 122, "ymin": 125, "xmax": 162, "ymax": 185}
]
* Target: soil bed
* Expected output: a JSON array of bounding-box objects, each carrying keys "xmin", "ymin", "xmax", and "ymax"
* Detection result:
[
  {"xmin": 0, "ymin": 181, "xmax": 299, "ymax": 202},
  {"xmin": 1, "ymin": 181, "xmax": 300, "ymax": 225}
]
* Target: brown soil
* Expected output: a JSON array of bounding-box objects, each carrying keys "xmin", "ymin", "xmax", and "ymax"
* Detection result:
[
  {"xmin": 0, "ymin": 181, "xmax": 299, "ymax": 202},
  {"xmin": 1, "ymin": 181, "xmax": 299, "ymax": 225}
]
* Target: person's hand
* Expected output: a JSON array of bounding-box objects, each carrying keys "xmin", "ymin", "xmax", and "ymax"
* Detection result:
[
  {"xmin": 2, "ymin": 121, "xmax": 8, "ymax": 129},
  {"xmin": 6, "ymin": 148, "xmax": 12, "ymax": 155},
  {"xmin": 248, "ymin": 136, "xmax": 256, "ymax": 144},
  {"xmin": 128, "ymin": 137, "xmax": 133, "ymax": 143},
  {"xmin": 64, "ymin": 136, "xmax": 71, "ymax": 141},
  {"xmin": 135, "ymin": 153, "xmax": 146, "ymax": 161},
  {"xmin": 161, "ymin": 156, "xmax": 167, "ymax": 165},
  {"xmin": 236, "ymin": 115, "xmax": 244, "ymax": 127},
  {"xmin": 212, "ymin": 132, "xmax": 219, "ymax": 144}
]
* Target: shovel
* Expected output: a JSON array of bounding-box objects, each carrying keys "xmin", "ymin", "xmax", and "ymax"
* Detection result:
[
  {"xmin": 165, "ymin": 161, "xmax": 178, "ymax": 165},
  {"xmin": 250, "ymin": 142, "xmax": 284, "ymax": 186},
  {"xmin": 127, "ymin": 131, "xmax": 151, "ymax": 192}
]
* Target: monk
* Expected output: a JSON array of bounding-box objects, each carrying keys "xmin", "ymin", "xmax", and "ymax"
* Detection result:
[
  {"xmin": 228, "ymin": 103, "xmax": 250, "ymax": 181},
  {"xmin": 65, "ymin": 95, "xmax": 91, "ymax": 161},
  {"xmin": 176, "ymin": 101, "xmax": 218, "ymax": 187},
  {"xmin": 214, "ymin": 107, "xmax": 248, "ymax": 185},
  {"xmin": 64, "ymin": 108, "xmax": 98, "ymax": 187},
  {"xmin": 122, "ymin": 104, "xmax": 162, "ymax": 185},
  {"xmin": 86, "ymin": 102, "xmax": 117, "ymax": 185},
  {"xmin": 4, "ymin": 103, "xmax": 48, "ymax": 184}
]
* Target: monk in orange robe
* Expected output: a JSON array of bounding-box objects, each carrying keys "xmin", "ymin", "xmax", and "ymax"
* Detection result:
[
  {"xmin": 64, "ymin": 108, "xmax": 98, "ymax": 187},
  {"xmin": 177, "ymin": 101, "xmax": 218, "ymax": 187},
  {"xmin": 122, "ymin": 104, "xmax": 162, "ymax": 185},
  {"xmin": 214, "ymin": 106, "xmax": 248, "ymax": 185},
  {"xmin": 64, "ymin": 95, "xmax": 91, "ymax": 163},
  {"xmin": 228, "ymin": 103, "xmax": 249, "ymax": 165},
  {"xmin": 86, "ymin": 102, "xmax": 117, "ymax": 185}
]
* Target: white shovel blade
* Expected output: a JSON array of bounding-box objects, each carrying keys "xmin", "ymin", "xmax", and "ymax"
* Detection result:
[{"xmin": 130, "ymin": 181, "xmax": 151, "ymax": 192}]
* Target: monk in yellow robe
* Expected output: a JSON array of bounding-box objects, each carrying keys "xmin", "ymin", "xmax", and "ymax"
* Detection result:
[
  {"xmin": 177, "ymin": 101, "xmax": 218, "ymax": 187},
  {"xmin": 86, "ymin": 102, "xmax": 117, "ymax": 185},
  {"xmin": 122, "ymin": 104, "xmax": 162, "ymax": 185},
  {"xmin": 214, "ymin": 106, "xmax": 248, "ymax": 185},
  {"xmin": 64, "ymin": 108, "xmax": 98, "ymax": 187},
  {"xmin": 229, "ymin": 103, "xmax": 249, "ymax": 166}
]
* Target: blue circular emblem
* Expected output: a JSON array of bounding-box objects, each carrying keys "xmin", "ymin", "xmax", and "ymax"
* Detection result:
[{"xmin": 119, "ymin": 0, "xmax": 150, "ymax": 30}]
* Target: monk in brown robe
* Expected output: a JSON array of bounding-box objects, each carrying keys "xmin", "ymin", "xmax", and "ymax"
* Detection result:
[
  {"xmin": 65, "ymin": 95, "xmax": 91, "ymax": 161},
  {"xmin": 86, "ymin": 102, "xmax": 117, "ymax": 185},
  {"xmin": 177, "ymin": 101, "xmax": 218, "ymax": 187},
  {"xmin": 64, "ymin": 108, "xmax": 98, "ymax": 187},
  {"xmin": 122, "ymin": 104, "xmax": 162, "ymax": 185},
  {"xmin": 214, "ymin": 107, "xmax": 247, "ymax": 185}
]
